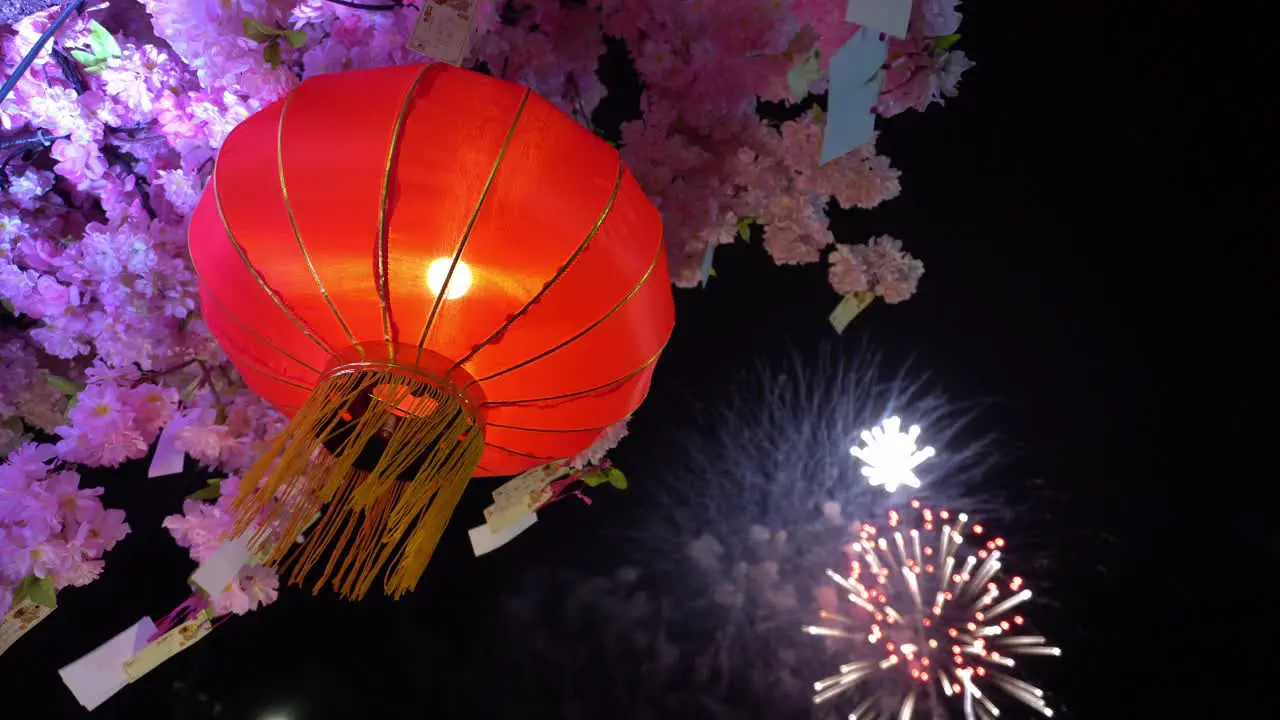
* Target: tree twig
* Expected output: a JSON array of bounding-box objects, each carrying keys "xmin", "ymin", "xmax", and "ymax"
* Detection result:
[
  {"xmin": 323, "ymin": 0, "xmax": 403, "ymax": 10},
  {"xmin": 50, "ymin": 47, "xmax": 85, "ymax": 94},
  {"xmin": 0, "ymin": 0, "xmax": 90, "ymax": 106}
]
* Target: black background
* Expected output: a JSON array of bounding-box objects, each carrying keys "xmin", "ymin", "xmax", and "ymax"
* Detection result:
[{"xmin": 2, "ymin": 1, "xmax": 1264, "ymax": 718}]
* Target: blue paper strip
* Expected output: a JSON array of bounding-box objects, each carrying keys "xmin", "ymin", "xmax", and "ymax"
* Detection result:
[
  {"xmin": 698, "ymin": 241, "xmax": 717, "ymax": 287},
  {"xmin": 820, "ymin": 28, "xmax": 889, "ymax": 165},
  {"xmin": 846, "ymin": 0, "xmax": 913, "ymax": 40}
]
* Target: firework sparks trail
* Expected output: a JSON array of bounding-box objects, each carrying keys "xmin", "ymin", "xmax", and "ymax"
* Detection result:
[{"xmin": 803, "ymin": 500, "xmax": 1060, "ymax": 719}]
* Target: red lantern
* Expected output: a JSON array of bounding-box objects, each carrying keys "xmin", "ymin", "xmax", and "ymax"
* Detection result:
[{"xmin": 187, "ymin": 63, "xmax": 674, "ymax": 600}]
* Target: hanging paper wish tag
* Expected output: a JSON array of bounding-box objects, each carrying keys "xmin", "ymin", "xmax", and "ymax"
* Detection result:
[
  {"xmin": 820, "ymin": 29, "xmax": 888, "ymax": 165},
  {"xmin": 147, "ymin": 416, "xmax": 188, "ymax": 478},
  {"xmin": 469, "ymin": 511, "xmax": 537, "ymax": 557},
  {"xmin": 190, "ymin": 535, "xmax": 252, "ymax": 596},
  {"xmin": 487, "ymin": 462, "xmax": 564, "ymax": 532},
  {"xmin": 846, "ymin": 0, "xmax": 913, "ymax": 40},
  {"xmin": 698, "ymin": 241, "xmax": 718, "ymax": 287},
  {"xmin": 408, "ymin": 0, "xmax": 481, "ymax": 65},
  {"xmin": 59, "ymin": 618, "xmax": 157, "ymax": 711},
  {"xmin": 492, "ymin": 462, "xmax": 568, "ymax": 505},
  {"xmin": 123, "ymin": 611, "xmax": 213, "ymax": 682},
  {"xmin": 483, "ymin": 497, "xmax": 533, "ymax": 533},
  {"xmin": 485, "ymin": 486, "xmax": 555, "ymax": 533},
  {"xmin": 0, "ymin": 598, "xmax": 55, "ymax": 656},
  {"xmin": 829, "ymin": 290, "xmax": 876, "ymax": 333},
  {"xmin": 787, "ymin": 45, "xmax": 823, "ymax": 102}
]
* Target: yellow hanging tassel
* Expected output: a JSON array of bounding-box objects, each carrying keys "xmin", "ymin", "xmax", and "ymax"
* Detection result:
[{"xmin": 229, "ymin": 360, "xmax": 484, "ymax": 600}]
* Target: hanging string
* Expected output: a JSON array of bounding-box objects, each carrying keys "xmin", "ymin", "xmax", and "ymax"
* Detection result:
[{"xmin": 147, "ymin": 594, "xmax": 210, "ymax": 642}]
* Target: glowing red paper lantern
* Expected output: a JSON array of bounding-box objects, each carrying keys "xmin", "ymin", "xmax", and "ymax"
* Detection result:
[{"xmin": 187, "ymin": 63, "xmax": 673, "ymax": 599}]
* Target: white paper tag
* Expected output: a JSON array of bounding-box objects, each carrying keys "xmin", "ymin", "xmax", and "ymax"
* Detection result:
[
  {"xmin": 846, "ymin": 0, "xmax": 913, "ymax": 39},
  {"xmin": 190, "ymin": 535, "xmax": 251, "ymax": 596},
  {"xmin": 469, "ymin": 511, "xmax": 537, "ymax": 556},
  {"xmin": 486, "ymin": 463, "xmax": 563, "ymax": 532},
  {"xmin": 0, "ymin": 598, "xmax": 55, "ymax": 656},
  {"xmin": 123, "ymin": 613, "xmax": 213, "ymax": 682},
  {"xmin": 58, "ymin": 617, "xmax": 157, "ymax": 711},
  {"xmin": 408, "ymin": 0, "xmax": 481, "ymax": 65},
  {"xmin": 147, "ymin": 417, "xmax": 188, "ymax": 478}
]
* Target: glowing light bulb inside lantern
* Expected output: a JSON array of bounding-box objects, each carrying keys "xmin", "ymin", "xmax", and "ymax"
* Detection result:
[
  {"xmin": 426, "ymin": 257, "xmax": 473, "ymax": 299},
  {"xmin": 849, "ymin": 416, "xmax": 936, "ymax": 493}
]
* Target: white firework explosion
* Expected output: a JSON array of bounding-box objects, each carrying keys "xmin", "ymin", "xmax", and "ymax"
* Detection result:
[{"xmin": 849, "ymin": 416, "xmax": 937, "ymax": 494}]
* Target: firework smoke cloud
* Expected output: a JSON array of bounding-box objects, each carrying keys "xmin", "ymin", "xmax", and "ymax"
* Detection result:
[{"xmin": 480, "ymin": 344, "xmax": 1005, "ymax": 717}]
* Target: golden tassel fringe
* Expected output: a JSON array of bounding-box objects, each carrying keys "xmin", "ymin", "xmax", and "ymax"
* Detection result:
[{"xmin": 229, "ymin": 366, "xmax": 484, "ymax": 600}]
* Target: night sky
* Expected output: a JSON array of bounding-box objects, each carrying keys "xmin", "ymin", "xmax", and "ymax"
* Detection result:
[{"xmin": 3, "ymin": 2, "xmax": 1254, "ymax": 719}]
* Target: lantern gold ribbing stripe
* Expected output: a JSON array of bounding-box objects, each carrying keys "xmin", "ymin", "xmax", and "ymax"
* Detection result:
[
  {"xmin": 277, "ymin": 92, "xmax": 364, "ymax": 360},
  {"xmin": 212, "ymin": 151, "xmax": 339, "ymax": 361},
  {"xmin": 415, "ymin": 88, "xmax": 532, "ymax": 366},
  {"xmin": 378, "ymin": 65, "xmax": 434, "ymax": 363}
]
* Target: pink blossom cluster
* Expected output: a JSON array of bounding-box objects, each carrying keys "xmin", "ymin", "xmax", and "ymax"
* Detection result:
[
  {"xmin": 0, "ymin": 0, "xmax": 974, "ymax": 609},
  {"xmin": 53, "ymin": 364, "xmax": 178, "ymax": 466},
  {"xmin": 0, "ymin": 329, "xmax": 70, "ymax": 453},
  {"xmin": 567, "ymin": 417, "xmax": 629, "ymax": 470},
  {"xmin": 162, "ymin": 475, "xmax": 281, "ymax": 616},
  {"xmin": 0, "ymin": 443, "xmax": 130, "ymax": 614},
  {"xmin": 1, "ymin": 9, "xmax": 205, "ymax": 369},
  {"xmin": 0, "ymin": 0, "xmax": 974, "ymax": 399},
  {"xmin": 828, "ymin": 234, "xmax": 925, "ymax": 303},
  {"xmin": 172, "ymin": 386, "xmax": 288, "ymax": 473},
  {"xmin": 790, "ymin": 0, "xmax": 970, "ymax": 97},
  {"xmin": 876, "ymin": 1, "xmax": 973, "ymax": 118}
]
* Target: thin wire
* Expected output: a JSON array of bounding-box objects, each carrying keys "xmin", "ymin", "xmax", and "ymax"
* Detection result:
[
  {"xmin": 0, "ymin": 0, "xmax": 89, "ymax": 107},
  {"xmin": 324, "ymin": 0, "xmax": 405, "ymax": 10}
]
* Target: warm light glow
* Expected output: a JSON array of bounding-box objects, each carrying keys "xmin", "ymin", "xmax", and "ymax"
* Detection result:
[
  {"xmin": 426, "ymin": 257, "xmax": 473, "ymax": 299},
  {"xmin": 849, "ymin": 416, "xmax": 936, "ymax": 493}
]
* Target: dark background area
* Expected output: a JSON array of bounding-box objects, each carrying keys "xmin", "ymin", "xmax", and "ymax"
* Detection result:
[{"xmin": 2, "ymin": 1, "xmax": 1262, "ymax": 718}]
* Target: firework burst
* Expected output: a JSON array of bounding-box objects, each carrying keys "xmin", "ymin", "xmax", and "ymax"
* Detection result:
[{"xmin": 803, "ymin": 500, "xmax": 1060, "ymax": 719}]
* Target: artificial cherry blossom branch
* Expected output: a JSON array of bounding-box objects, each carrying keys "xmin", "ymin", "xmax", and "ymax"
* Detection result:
[{"xmin": 0, "ymin": 0, "xmax": 89, "ymax": 105}]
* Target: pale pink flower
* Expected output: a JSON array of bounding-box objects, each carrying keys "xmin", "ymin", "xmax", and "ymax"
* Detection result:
[
  {"xmin": 163, "ymin": 499, "xmax": 232, "ymax": 563},
  {"xmin": 865, "ymin": 235, "xmax": 925, "ymax": 303},
  {"xmin": 568, "ymin": 418, "xmax": 631, "ymax": 469},
  {"xmin": 156, "ymin": 169, "xmax": 203, "ymax": 215},
  {"xmin": 828, "ymin": 243, "xmax": 872, "ymax": 295},
  {"xmin": 46, "ymin": 470, "xmax": 103, "ymax": 526},
  {"xmin": 56, "ymin": 557, "xmax": 105, "ymax": 589},
  {"xmin": 913, "ymin": 0, "xmax": 963, "ymax": 37},
  {"xmin": 175, "ymin": 407, "xmax": 235, "ymax": 467},
  {"xmin": 210, "ymin": 565, "xmax": 280, "ymax": 616},
  {"xmin": 936, "ymin": 50, "xmax": 974, "ymax": 97},
  {"xmin": 125, "ymin": 383, "xmax": 180, "ymax": 441},
  {"xmin": 49, "ymin": 139, "xmax": 109, "ymax": 190},
  {"xmin": 54, "ymin": 382, "xmax": 151, "ymax": 467},
  {"xmin": 877, "ymin": 51, "xmax": 938, "ymax": 116},
  {"xmin": 79, "ymin": 505, "xmax": 130, "ymax": 556}
]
